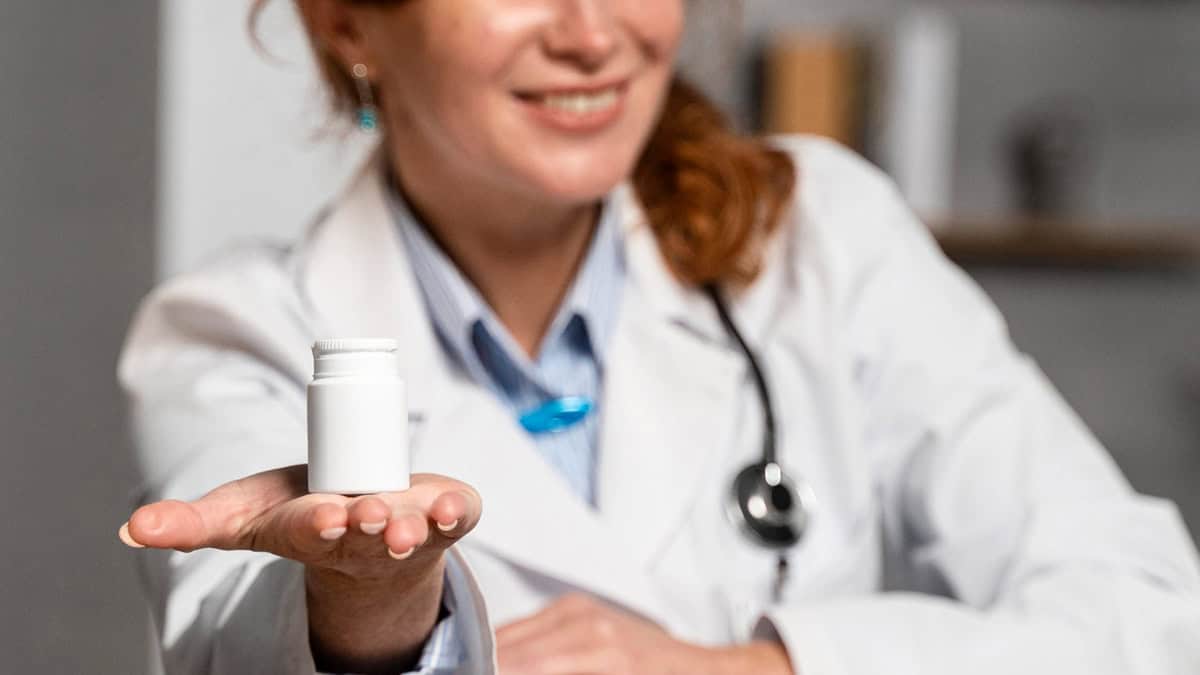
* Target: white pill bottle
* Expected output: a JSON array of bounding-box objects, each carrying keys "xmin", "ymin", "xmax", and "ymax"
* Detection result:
[{"xmin": 307, "ymin": 339, "xmax": 410, "ymax": 494}]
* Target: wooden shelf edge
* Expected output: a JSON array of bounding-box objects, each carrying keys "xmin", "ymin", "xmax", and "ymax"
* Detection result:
[{"xmin": 931, "ymin": 221, "xmax": 1200, "ymax": 268}]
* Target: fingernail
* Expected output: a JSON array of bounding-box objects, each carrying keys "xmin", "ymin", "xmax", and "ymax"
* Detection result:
[
  {"xmin": 437, "ymin": 519, "xmax": 460, "ymax": 533},
  {"xmin": 388, "ymin": 546, "xmax": 416, "ymax": 560},
  {"xmin": 118, "ymin": 522, "xmax": 145, "ymax": 549},
  {"xmin": 319, "ymin": 527, "xmax": 347, "ymax": 541},
  {"xmin": 360, "ymin": 521, "xmax": 386, "ymax": 536}
]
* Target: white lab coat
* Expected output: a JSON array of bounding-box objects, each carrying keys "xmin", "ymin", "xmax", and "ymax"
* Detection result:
[{"xmin": 119, "ymin": 136, "xmax": 1200, "ymax": 675}]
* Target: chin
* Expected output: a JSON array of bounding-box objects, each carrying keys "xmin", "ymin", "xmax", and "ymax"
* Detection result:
[{"xmin": 518, "ymin": 146, "xmax": 643, "ymax": 205}]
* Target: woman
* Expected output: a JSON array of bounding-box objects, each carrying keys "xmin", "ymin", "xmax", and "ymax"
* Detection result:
[{"xmin": 117, "ymin": 1, "xmax": 1200, "ymax": 673}]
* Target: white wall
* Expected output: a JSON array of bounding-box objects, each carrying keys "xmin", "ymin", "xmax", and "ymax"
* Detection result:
[{"xmin": 159, "ymin": 0, "xmax": 374, "ymax": 277}]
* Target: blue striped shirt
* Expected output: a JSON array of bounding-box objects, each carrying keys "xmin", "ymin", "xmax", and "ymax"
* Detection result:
[{"xmin": 387, "ymin": 182, "xmax": 624, "ymax": 671}]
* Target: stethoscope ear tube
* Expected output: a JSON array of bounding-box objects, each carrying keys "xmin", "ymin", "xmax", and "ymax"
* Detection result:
[
  {"xmin": 704, "ymin": 284, "xmax": 779, "ymax": 466},
  {"xmin": 704, "ymin": 284, "xmax": 812, "ymax": 579}
]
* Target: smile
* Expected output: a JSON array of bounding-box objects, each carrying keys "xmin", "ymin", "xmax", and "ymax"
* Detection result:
[
  {"xmin": 535, "ymin": 87, "xmax": 621, "ymax": 115},
  {"xmin": 515, "ymin": 81, "xmax": 629, "ymax": 133}
]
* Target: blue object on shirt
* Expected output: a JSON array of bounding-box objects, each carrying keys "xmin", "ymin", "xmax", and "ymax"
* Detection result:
[{"xmin": 519, "ymin": 395, "xmax": 595, "ymax": 434}]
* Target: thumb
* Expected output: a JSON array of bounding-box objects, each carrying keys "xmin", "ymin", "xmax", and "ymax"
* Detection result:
[
  {"xmin": 122, "ymin": 499, "xmax": 232, "ymax": 552},
  {"xmin": 120, "ymin": 464, "xmax": 309, "ymax": 552}
]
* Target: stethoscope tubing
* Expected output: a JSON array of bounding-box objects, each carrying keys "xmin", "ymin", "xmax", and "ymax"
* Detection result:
[{"xmin": 704, "ymin": 283, "xmax": 812, "ymax": 603}]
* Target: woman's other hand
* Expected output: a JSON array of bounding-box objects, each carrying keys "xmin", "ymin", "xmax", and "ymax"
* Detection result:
[
  {"xmin": 496, "ymin": 594, "xmax": 792, "ymax": 675},
  {"xmin": 118, "ymin": 466, "xmax": 482, "ymax": 672}
]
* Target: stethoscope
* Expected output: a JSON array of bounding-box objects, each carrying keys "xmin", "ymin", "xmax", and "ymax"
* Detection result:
[
  {"xmin": 705, "ymin": 283, "xmax": 814, "ymax": 602},
  {"xmin": 518, "ymin": 284, "xmax": 813, "ymax": 602}
]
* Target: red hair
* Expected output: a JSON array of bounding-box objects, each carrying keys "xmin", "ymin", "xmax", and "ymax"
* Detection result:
[{"xmin": 254, "ymin": 1, "xmax": 796, "ymax": 286}]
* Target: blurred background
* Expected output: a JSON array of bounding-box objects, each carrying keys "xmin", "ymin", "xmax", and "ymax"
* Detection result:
[{"xmin": 2, "ymin": 0, "xmax": 1197, "ymax": 671}]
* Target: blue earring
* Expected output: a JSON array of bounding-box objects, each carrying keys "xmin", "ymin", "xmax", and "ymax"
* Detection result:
[{"xmin": 351, "ymin": 63, "xmax": 378, "ymax": 132}]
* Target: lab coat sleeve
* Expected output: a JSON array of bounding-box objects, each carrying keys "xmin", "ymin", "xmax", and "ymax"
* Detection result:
[
  {"xmin": 759, "ymin": 139, "xmax": 1200, "ymax": 675},
  {"xmin": 118, "ymin": 253, "xmax": 494, "ymax": 674}
]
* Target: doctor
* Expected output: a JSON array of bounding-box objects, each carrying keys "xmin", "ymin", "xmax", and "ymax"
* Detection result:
[{"xmin": 117, "ymin": 0, "xmax": 1200, "ymax": 673}]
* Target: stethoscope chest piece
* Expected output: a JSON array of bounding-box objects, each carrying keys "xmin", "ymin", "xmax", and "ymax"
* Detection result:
[{"xmin": 727, "ymin": 461, "xmax": 813, "ymax": 551}]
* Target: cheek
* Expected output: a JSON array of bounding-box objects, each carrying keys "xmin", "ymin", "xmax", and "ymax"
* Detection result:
[
  {"xmin": 621, "ymin": 0, "xmax": 686, "ymax": 57},
  {"xmin": 420, "ymin": 1, "xmax": 552, "ymax": 82},
  {"xmin": 389, "ymin": 16, "xmax": 525, "ymax": 153},
  {"xmin": 380, "ymin": 1, "xmax": 527, "ymax": 106}
]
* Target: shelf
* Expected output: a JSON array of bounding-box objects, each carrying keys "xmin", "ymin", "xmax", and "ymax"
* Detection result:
[{"xmin": 932, "ymin": 218, "xmax": 1200, "ymax": 268}]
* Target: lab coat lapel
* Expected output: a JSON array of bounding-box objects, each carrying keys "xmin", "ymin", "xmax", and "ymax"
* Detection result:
[
  {"xmin": 416, "ymin": 380, "xmax": 670, "ymax": 623},
  {"xmin": 302, "ymin": 157, "xmax": 671, "ymax": 623},
  {"xmin": 301, "ymin": 151, "xmax": 447, "ymax": 416},
  {"xmin": 597, "ymin": 189, "xmax": 746, "ymax": 570}
]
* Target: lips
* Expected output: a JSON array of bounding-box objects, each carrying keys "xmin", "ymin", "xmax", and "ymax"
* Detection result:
[{"xmin": 514, "ymin": 80, "xmax": 630, "ymax": 133}]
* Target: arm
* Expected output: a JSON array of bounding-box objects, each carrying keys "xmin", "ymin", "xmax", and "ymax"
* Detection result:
[
  {"xmin": 761, "ymin": 145, "xmax": 1200, "ymax": 675},
  {"xmin": 118, "ymin": 263, "xmax": 493, "ymax": 674}
]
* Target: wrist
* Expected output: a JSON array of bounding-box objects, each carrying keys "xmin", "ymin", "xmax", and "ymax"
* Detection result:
[
  {"xmin": 306, "ymin": 550, "xmax": 444, "ymax": 601},
  {"xmin": 305, "ymin": 553, "xmax": 447, "ymax": 673}
]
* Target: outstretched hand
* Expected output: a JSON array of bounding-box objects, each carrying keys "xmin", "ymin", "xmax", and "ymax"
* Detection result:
[
  {"xmin": 119, "ymin": 466, "xmax": 480, "ymax": 572},
  {"xmin": 119, "ymin": 466, "xmax": 483, "ymax": 672}
]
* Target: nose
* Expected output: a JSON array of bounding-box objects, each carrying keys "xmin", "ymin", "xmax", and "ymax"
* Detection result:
[{"xmin": 543, "ymin": 0, "xmax": 619, "ymax": 71}]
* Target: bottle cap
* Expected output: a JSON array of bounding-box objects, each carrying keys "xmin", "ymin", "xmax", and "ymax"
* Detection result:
[
  {"xmin": 312, "ymin": 338, "xmax": 399, "ymax": 357},
  {"xmin": 311, "ymin": 339, "xmax": 400, "ymax": 378}
]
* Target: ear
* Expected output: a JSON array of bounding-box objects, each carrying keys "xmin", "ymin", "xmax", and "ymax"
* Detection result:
[{"xmin": 296, "ymin": 0, "xmax": 376, "ymax": 76}]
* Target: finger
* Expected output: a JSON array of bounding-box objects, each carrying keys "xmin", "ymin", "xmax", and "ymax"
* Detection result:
[
  {"xmin": 428, "ymin": 490, "xmax": 471, "ymax": 539},
  {"xmin": 346, "ymin": 495, "xmax": 392, "ymax": 536},
  {"xmin": 496, "ymin": 594, "xmax": 597, "ymax": 649},
  {"xmin": 497, "ymin": 622, "xmax": 616, "ymax": 675},
  {"xmin": 310, "ymin": 500, "xmax": 351, "ymax": 543},
  {"xmin": 121, "ymin": 465, "xmax": 309, "ymax": 552},
  {"xmin": 537, "ymin": 646, "xmax": 621, "ymax": 675},
  {"xmin": 500, "ymin": 647, "xmax": 612, "ymax": 675},
  {"xmin": 404, "ymin": 475, "xmax": 484, "ymax": 530},
  {"xmin": 374, "ymin": 480, "xmax": 482, "ymax": 545},
  {"xmin": 124, "ymin": 499, "xmax": 215, "ymax": 552},
  {"xmin": 382, "ymin": 507, "xmax": 430, "ymax": 559}
]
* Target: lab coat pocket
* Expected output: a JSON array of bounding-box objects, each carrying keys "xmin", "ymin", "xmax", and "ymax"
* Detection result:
[{"xmin": 649, "ymin": 480, "xmax": 783, "ymax": 645}]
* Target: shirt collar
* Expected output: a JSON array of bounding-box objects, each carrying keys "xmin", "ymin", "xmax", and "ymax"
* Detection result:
[
  {"xmin": 389, "ymin": 183, "xmax": 624, "ymax": 377},
  {"xmin": 551, "ymin": 197, "xmax": 623, "ymax": 364}
]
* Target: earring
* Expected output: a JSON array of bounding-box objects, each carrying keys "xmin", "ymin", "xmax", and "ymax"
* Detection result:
[{"xmin": 351, "ymin": 63, "xmax": 379, "ymax": 132}]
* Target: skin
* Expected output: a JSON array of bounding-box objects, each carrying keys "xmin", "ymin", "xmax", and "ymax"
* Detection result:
[
  {"xmin": 496, "ymin": 594, "xmax": 791, "ymax": 675},
  {"xmin": 120, "ymin": 1, "xmax": 792, "ymax": 673}
]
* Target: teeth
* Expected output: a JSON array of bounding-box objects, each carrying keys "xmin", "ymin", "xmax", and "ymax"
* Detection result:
[{"xmin": 539, "ymin": 88, "xmax": 620, "ymax": 115}]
